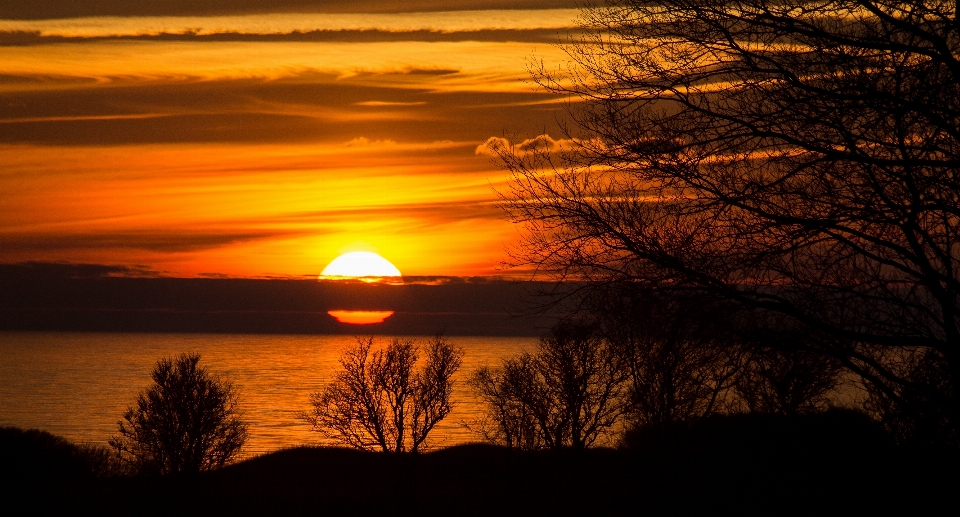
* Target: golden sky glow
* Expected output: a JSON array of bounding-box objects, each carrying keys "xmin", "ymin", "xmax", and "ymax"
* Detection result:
[{"xmin": 0, "ymin": 3, "xmax": 579, "ymax": 277}]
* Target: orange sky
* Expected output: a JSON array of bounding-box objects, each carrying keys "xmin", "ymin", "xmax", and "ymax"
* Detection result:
[{"xmin": 0, "ymin": 2, "xmax": 580, "ymax": 277}]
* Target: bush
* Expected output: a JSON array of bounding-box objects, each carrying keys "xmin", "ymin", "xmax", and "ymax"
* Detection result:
[
  {"xmin": 471, "ymin": 321, "xmax": 629, "ymax": 449},
  {"xmin": 109, "ymin": 352, "xmax": 247, "ymax": 475},
  {"xmin": 864, "ymin": 348, "xmax": 958, "ymax": 447},
  {"xmin": 1, "ymin": 426, "xmax": 121, "ymax": 480},
  {"xmin": 735, "ymin": 344, "xmax": 844, "ymax": 417}
]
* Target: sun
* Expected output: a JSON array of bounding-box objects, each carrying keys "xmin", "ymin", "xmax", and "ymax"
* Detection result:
[{"xmin": 319, "ymin": 251, "xmax": 402, "ymax": 282}]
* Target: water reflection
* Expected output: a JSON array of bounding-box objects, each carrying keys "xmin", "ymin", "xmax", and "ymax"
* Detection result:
[
  {"xmin": 327, "ymin": 310, "xmax": 394, "ymax": 324},
  {"xmin": 0, "ymin": 331, "xmax": 536, "ymax": 457}
]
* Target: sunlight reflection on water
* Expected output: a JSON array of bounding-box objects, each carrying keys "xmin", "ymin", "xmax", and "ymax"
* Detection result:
[{"xmin": 0, "ymin": 331, "xmax": 537, "ymax": 457}]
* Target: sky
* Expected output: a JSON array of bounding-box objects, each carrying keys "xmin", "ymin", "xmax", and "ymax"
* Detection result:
[{"xmin": 0, "ymin": 1, "xmax": 582, "ymax": 278}]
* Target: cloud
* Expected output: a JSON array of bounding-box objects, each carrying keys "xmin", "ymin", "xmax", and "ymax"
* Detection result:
[
  {"xmin": 0, "ymin": 230, "xmax": 304, "ymax": 253},
  {"xmin": 0, "ymin": 10, "xmax": 580, "ymax": 38},
  {"xmin": 0, "ymin": 1, "xmax": 579, "ymax": 20},
  {"xmin": 0, "ymin": 28, "xmax": 575, "ymax": 46},
  {"xmin": 275, "ymin": 199, "xmax": 503, "ymax": 225},
  {"xmin": 475, "ymin": 134, "xmax": 579, "ymax": 156},
  {"xmin": 476, "ymin": 136, "xmax": 511, "ymax": 156},
  {"xmin": 343, "ymin": 137, "xmax": 399, "ymax": 147},
  {"xmin": 0, "ymin": 72, "xmax": 566, "ymax": 145},
  {"xmin": 354, "ymin": 101, "xmax": 428, "ymax": 107},
  {"xmin": 2, "ymin": 37, "xmax": 564, "ymax": 89},
  {"xmin": 0, "ymin": 261, "xmax": 159, "ymax": 279},
  {"xmin": 517, "ymin": 134, "xmax": 564, "ymax": 153}
]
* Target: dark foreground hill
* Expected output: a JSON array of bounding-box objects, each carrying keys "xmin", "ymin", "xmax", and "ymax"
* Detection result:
[{"xmin": 3, "ymin": 413, "xmax": 958, "ymax": 516}]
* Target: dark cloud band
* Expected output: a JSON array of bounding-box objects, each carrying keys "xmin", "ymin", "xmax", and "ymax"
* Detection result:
[
  {"xmin": 0, "ymin": 230, "xmax": 302, "ymax": 253},
  {"xmin": 0, "ymin": 28, "xmax": 573, "ymax": 45},
  {"xmin": 0, "ymin": 75, "xmax": 564, "ymax": 146}
]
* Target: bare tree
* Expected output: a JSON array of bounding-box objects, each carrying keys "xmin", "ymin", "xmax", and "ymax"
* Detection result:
[
  {"xmin": 471, "ymin": 361, "xmax": 548, "ymax": 450},
  {"xmin": 470, "ymin": 321, "xmax": 630, "ymax": 449},
  {"xmin": 110, "ymin": 353, "xmax": 247, "ymax": 475},
  {"xmin": 301, "ymin": 336, "xmax": 463, "ymax": 453},
  {"xmin": 496, "ymin": 0, "xmax": 960, "ymax": 442}
]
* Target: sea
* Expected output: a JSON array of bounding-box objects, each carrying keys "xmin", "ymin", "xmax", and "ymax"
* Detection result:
[{"xmin": 0, "ymin": 331, "xmax": 537, "ymax": 457}]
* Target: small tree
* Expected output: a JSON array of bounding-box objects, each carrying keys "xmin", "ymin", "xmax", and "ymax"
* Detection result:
[
  {"xmin": 864, "ymin": 347, "xmax": 958, "ymax": 447},
  {"xmin": 592, "ymin": 287, "xmax": 745, "ymax": 427},
  {"xmin": 110, "ymin": 352, "xmax": 247, "ymax": 475},
  {"xmin": 736, "ymin": 342, "xmax": 844, "ymax": 417},
  {"xmin": 471, "ymin": 321, "xmax": 629, "ymax": 449},
  {"xmin": 472, "ymin": 358, "xmax": 548, "ymax": 451},
  {"xmin": 301, "ymin": 336, "xmax": 463, "ymax": 453}
]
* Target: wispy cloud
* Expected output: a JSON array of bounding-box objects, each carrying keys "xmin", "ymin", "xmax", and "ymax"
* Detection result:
[
  {"xmin": 354, "ymin": 101, "xmax": 428, "ymax": 107},
  {"xmin": 0, "ymin": 10, "xmax": 580, "ymax": 38},
  {"xmin": 0, "ymin": 74, "xmax": 565, "ymax": 146},
  {"xmin": 0, "ymin": 40, "xmax": 566, "ymax": 94},
  {"xmin": 1, "ymin": 1, "xmax": 579, "ymax": 20},
  {"xmin": 476, "ymin": 134, "xmax": 581, "ymax": 156},
  {"xmin": 0, "ymin": 229, "xmax": 304, "ymax": 253},
  {"xmin": 0, "ymin": 28, "xmax": 575, "ymax": 46},
  {"xmin": 0, "ymin": 261, "xmax": 159, "ymax": 278},
  {"xmin": 274, "ymin": 199, "xmax": 503, "ymax": 226}
]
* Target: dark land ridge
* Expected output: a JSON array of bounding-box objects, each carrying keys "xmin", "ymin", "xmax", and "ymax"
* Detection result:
[
  {"xmin": 0, "ymin": 262, "xmax": 563, "ymax": 336},
  {"xmin": 3, "ymin": 410, "xmax": 956, "ymax": 515}
]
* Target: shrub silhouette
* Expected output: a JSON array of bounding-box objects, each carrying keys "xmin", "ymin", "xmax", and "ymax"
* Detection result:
[
  {"xmin": 596, "ymin": 289, "xmax": 744, "ymax": 427},
  {"xmin": 471, "ymin": 321, "xmax": 629, "ymax": 449},
  {"xmin": 1, "ymin": 426, "xmax": 119, "ymax": 480},
  {"xmin": 109, "ymin": 352, "xmax": 247, "ymax": 475},
  {"xmin": 864, "ymin": 348, "xmax": 958, "ymax": 447},
  {"xmin": 736, "ymin": 344, "xmax": 843, "ymax": 417},
  {"xmin": 620, "ymin": 409, "xmax": 889, "ymax": 460},
  {"xmin": 301, "ymin": 335, "xmax": 463, "ymax": 453}
]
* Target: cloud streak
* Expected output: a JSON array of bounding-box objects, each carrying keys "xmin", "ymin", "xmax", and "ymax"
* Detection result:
[
  {"xmin": 0, "ymin": 10, "xmax": 580, "ymax": 37},
  {"xmin": 0, "ymin": 74, "xmax": 566, "ymax": 145},
  {"xmin": 476, "ymin": 134, "xmax": 581, "ymax": 156},
  {"xmin": 0, "ymin": 28, "xmax": 575, "ymax": 46},
  {"xmin": 0, "ymin": 1, "xmax": 579, "ymax": 20},
  {"xmin": 0, "ymin": 40, "xmax": 566, "ymax": 94},
  {"xmin": 0, "ymin": 229, "xmax": 304, "ymax": 253}
]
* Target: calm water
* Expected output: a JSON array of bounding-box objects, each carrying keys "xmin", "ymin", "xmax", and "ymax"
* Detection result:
[{"xmin": 0, "ymin": 331, "xmax": 537, "ymax": 456}]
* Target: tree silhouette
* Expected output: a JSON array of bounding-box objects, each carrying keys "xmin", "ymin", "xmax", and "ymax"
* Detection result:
[
  {"xmin": 301, "ymin": 336, "xmax": 463, "ymax": 453},
  {"xmin": 736, "ymin": 343, "xmax": 844, "ymax": 416},
  {"xmin": 596, "ymin": 289, "xmax": 745, "ymax": 427},
  {"xmin": 109, "ymin": 352, "xmax": 247, "ymax": 475},
  {"xmin": 471, "ymin": 321, "xmax": 629, "ymax": 449},
  {"xmin": 864, "ymin": 346, "xmax": 957, "ymax": 445},
  {"xmin": 496, "ymin": 0, "xmax": 960, "ymax": 443}
]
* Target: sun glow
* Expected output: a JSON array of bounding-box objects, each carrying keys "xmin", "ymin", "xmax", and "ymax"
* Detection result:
[
  {"xmin": 0, "ymin": 4, "xmax": 571, "ymax": 278},
  {"xmin": 319, "ymin": 251, "xmax": 402, "ymax": 282}
]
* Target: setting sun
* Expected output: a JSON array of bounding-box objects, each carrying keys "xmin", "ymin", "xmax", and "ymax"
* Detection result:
[{"xmin": 320, "ymin": 251, "xmax": 402, "ymax": 281}]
